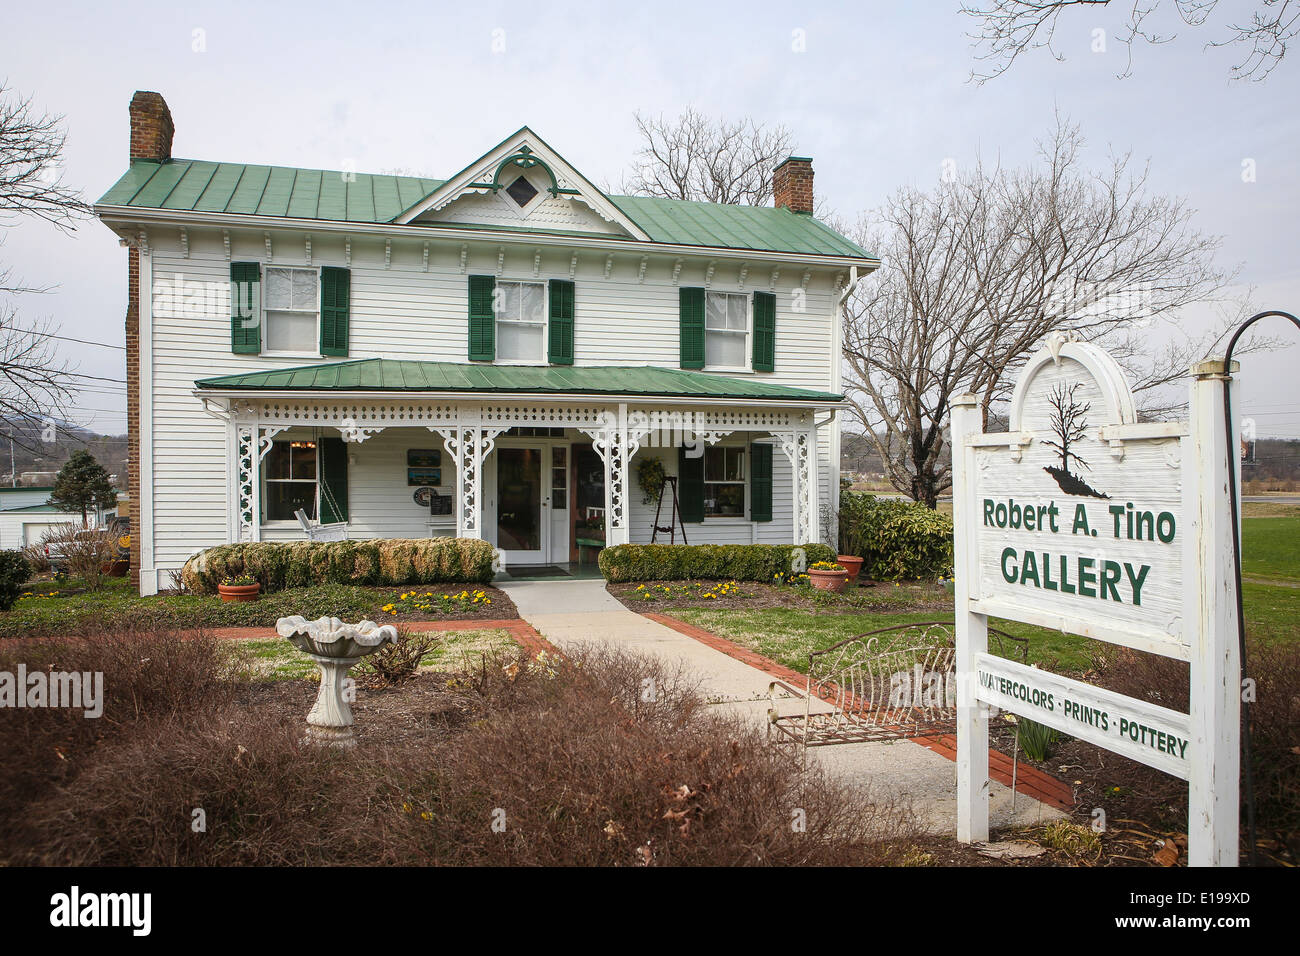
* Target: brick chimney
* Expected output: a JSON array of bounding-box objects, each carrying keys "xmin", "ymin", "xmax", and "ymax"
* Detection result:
[
  {"xmin": 773, "ymin": 156, "xmax": 813, "ymax": 214},
  {"xmin": 124, "ymin": 90, "xmax": 174, "ymax": 592},
  {"xmin": 129, "ymin": 91, "xmax": 173, "ymax": 162}
]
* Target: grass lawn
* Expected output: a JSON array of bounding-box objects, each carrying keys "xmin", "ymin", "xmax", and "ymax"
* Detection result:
[
  {"xmin": 234, "ymin": 628, "xmax": 517, "ymax": 681},
  {"xmin": 1242, "ymin": 514, "xmax": 1300, "ymax": 582},
  {"xmin": 2, "ymin": 576, "xmax": 512, "ymax": 639}
]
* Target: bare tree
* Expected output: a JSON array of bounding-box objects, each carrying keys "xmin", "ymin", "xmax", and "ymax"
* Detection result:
[
  {"xmin": 0, "ymin": 85, "xmax": 90, "ymax": 451},
  {"xmin": 0, "ymin": 84, "xmax": 90, "ymax": 229},
  {"xmin": 621, "ymin": 108, "xmax": 793, "ymax": 206},
  {"xmin": 842, "ymin": 119, "xmax": 1232, "ymax": 507},
  {"xmin": 963, "ymin": 0, "xmax": 1300, "ymax": 81}
]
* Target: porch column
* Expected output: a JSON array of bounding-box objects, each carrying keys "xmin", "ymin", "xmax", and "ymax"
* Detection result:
[
  {"xmin": 432, "ymin": 422, "xmax": 505, "ymax": 539},
  {"xmin": 775, "ymin": 426, "xmax": 817, "ymax": 545},
  {"xmin": 578, "ymin": 408, "xmax": 629, "ymax": 547}
]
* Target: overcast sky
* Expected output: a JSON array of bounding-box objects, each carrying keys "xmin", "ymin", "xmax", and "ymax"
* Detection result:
[{"xmin": 2, "ymin": 0, "xmax": 1297, "ymax": 439}]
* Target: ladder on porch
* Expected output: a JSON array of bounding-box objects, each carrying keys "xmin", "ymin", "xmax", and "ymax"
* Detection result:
[{"xmin": 650, "ymin": 475, "xmax": 689, "ymax": 545}]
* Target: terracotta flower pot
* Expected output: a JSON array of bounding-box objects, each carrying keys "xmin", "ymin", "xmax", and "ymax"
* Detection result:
[
  {"xmin": 218, "ymin": 582, "xmax": 261, "ymax": 603},
  {"xmin": 836, "ymin": 555, "xmax": 865, "ymax": 584},
  {"xmin": 808, "ymin": 568, "xmax": 849, "ymax": 593}
]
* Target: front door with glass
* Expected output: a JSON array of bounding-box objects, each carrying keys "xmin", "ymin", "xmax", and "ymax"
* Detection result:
[{"xmin": 495, "ymin": 445, "xmax": 546, "ymax": 563}]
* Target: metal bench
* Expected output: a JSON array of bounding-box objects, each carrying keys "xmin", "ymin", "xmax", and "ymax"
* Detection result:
[{"xmin": 767, "ymin": 621, "xmax": 1029, "ymax": 756}]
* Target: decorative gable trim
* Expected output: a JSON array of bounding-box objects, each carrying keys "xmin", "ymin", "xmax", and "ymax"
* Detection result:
[{"xmin": 393, "ymin": 127, "xmax": 651, "ymax": 241}]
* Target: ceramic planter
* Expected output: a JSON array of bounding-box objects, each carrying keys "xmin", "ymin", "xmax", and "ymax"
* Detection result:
[
  {"xmin": 218, "ymin": 582, "xmax": 261, "ymax": 602},
  {"xmin": 836, "ymin": 555, "xmax": 865, "ymax": 584},
  {"xmin": 808, "ymin": 568, "xmax": 849, "ymax": 593}
]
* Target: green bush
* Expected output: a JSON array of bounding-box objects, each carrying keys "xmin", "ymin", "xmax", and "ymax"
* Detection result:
[
  {"xmin": 0, "ymin": 550, "xmax": 31, "ymax": 612},
  {"xmin": 836, "ymin": 492, "xmax": 953, "ymax": 581},
  {"xmin": 598, "ymin": 543, "xmax": 835, "ymax": 583},
  {"xmin": 182, "ymin": 538, "xmax": 495, "ymax": 594}
]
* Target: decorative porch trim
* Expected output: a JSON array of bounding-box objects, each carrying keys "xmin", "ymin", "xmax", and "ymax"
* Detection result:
[{"xmin": 215, "ymin": 398, "xmax": 821, "ymax": 548}]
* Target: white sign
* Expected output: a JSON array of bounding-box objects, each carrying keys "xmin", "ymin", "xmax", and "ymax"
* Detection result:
[
  {"xmin": 951, "ymin": 334, "xmax": 1242, "ymax": 867},
  {"xmin": 974, "ymin": 654, "xmax": 1192, "ymax": 780},
  {"xmin": 966, "ymin": 339, "xmax": 1191, "ymax": 658}
]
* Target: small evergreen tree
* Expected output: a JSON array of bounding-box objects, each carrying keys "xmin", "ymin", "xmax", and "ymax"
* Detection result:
[{"xmin": 49, "ymin": 451, "xmax": 118, "ymax": 528}]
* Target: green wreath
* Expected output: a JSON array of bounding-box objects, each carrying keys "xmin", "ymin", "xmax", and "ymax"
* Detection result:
[{"xmin": 637, "ymin": 457, "xmax": 667, "ymax": 505}]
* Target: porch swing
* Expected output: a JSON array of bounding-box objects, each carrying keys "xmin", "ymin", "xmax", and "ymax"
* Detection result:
[{"xmin": 294, "ymin": 430, "xmax": 349, "ymax": 542}]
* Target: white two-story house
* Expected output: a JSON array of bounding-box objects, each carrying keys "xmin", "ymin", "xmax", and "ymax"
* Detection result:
[{"xmin": 96, "ymin": 92, "xmax": 877, "ymax": 594}]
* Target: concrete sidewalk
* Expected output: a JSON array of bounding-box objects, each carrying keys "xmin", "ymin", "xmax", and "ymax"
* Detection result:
[{"xmin": 498, "ymin": 578, "xmax": 1066, "ymax": 834}]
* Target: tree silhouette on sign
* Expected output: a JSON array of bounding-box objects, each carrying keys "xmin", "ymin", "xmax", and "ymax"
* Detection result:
[{"xmin": 1042, "ymin": 382, "xmax": 1109, "ymax": 498}]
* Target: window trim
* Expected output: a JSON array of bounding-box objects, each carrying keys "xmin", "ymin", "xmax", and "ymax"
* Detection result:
[
  {"xmin": 704, "ymin": 291, "xmax": 751, "ymax": 372},
  {"xmin": 493, "ymin": 278, "xmax": 549, "ymax": 365},
  {"xmin": 261, "ymin": 264, "xmax": 322, "ymax": 359},
  {"xmin": 702, "ymin": 444, "xmax": 747, "ymax": 519}
]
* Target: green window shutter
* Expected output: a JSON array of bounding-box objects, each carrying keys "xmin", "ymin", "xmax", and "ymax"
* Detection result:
[
  {"xmin": 752, "ymin": 291, "xmax": 776, "ymax": 372},
  {"xmin": 750, "ymin": 442, "xmax": 773, "ymax": 522},
  {"xmin": 230, "ymin": 261, "xmax": 261, "ymax": 354},
  {"xmin": 678, "ymin": 446, "xmax": 705, "ymax": 523},
  {"xmin": 320, "ymin": 267, "xmax": 350, "ymax": 356},
  {"xmin": 548, "ymin": 278, "xmax": 575, "ymax": 365},
  {"xmin": 319, "ymin": 437, "xmax": 349, "ymax": 523},
  {"xmin": 468, "ymin": 275, "xmax": 495, "ymax": 362},
  {"xmin": 679, "ymin": 287, "xmax": 705, "ymax": 369}
]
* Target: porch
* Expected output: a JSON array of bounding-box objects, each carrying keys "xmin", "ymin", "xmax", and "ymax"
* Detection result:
[{"xmin": 195, "ymin": 361, "xmax": 839, "ymax": 566}]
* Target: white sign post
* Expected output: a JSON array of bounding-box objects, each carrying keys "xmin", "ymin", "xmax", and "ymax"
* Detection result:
[{"xmin": 952, "ymin": 335, "xmax": 1241, "ymax": 867}]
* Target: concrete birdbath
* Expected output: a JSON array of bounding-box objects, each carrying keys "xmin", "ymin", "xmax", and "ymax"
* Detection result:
[{"xmin": 276, "ymin": 615, "xmax": 398, "ymax": 747}]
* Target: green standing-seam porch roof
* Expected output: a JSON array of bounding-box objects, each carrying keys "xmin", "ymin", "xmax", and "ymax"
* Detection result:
[
  {"xmin": 98, "ymin": 159, "xmax": 875, "ymax": 260},
  {"xmin": 194, "ymin": 360, "xmax": 843, "ymax": 403}
]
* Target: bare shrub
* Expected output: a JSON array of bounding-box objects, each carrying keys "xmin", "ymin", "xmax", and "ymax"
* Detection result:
[
  {"xmin": 397, "ymin": 645, "xmax": 915, "ymax": 866},
  {"xmin": 1095, "ymin": 639, "xmax": 1300, "ymax": 842},
  {"xmin": 0, "ymin": 628, "xmax": 244, "ymax": 850},
  {"xmin": 19, "ymin": 543, "xmax": 48, "ymax": 574},
  {"xmin": 40, "ymin": 522, "xmax": 117, "ymax": 590},
  {"xmin": 5, "ymin": 643, "xmax": 916, "ymax": 866},
  {"xmin": 355, "ymin": 629, "xmax": 441, "ymax": 686}
]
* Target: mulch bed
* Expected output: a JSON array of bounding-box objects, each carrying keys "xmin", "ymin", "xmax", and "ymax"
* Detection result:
[
  {"xmin": 608, "ymin": 579, "xmax": 952, "ymax": 613},
  {"xmin": 234, "ymin": 671, "xmax": 483, "ymax": 747}
]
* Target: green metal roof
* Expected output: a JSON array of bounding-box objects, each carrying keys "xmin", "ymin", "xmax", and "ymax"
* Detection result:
[
  {"xmin": 194, "ymin": 360, "xmax": 842, "ymax": 403},
  {"xmin": 98, "ymin": 159, "xmax": 874, "ymax": 260}
]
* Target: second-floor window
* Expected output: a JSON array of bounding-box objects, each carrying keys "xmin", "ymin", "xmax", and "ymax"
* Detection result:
[
  {"xmin": 705, "ymin": 292, "xmax": 748, "ymax": 369},
  {"xmin": 496, "ymin": 280, "xmax": 546, "ymax": 362},
  {"xmin": 264, "ymin": 267, "xmax": 319, "ymax": 354}
]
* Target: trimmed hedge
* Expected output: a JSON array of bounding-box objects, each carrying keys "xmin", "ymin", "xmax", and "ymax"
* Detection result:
[
  {"xmin": 181, "ymin": 538, "xmax": 495, "ymax": 595},
  {"xmin": 598, "ymin": 543, "xmax": 836, "ymax": 584},
  {"xmin": 837, "ymin": 492, "xmax": 953, "ymax": 581}
]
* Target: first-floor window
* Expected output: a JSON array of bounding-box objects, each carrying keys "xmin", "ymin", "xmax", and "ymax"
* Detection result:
[
  {"xmin": 495, "ymin": 280, "xmax": 546, "ymax": 361},
  {"xmin": 264, "ymin": 440, "xmax": 317, "ymax": 521},
  {"xmin": 704, "ymin": 446, "xmax": 745, "ymax": 517},
  {"xmin": 264, "ymin": 266, "xmax": 319, "ymax": 353},
  {"xmin": 705, "ymin": 291, "xmax": 748, "ymax": 368}
]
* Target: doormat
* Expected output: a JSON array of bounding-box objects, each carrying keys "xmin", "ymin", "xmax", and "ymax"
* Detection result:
[{"xmin": 503, "ymin": 565, "xmax": 572, "ymax": 579}]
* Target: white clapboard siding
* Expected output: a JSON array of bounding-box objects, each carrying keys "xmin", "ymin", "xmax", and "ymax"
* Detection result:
[{"xmin": 145, "ymin": 227, "xmax": 842, "ymax": 574}]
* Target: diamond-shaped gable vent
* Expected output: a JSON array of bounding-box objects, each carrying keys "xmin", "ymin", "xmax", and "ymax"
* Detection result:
[{"xmin": 506, "ymin": 175, "xmax": 539, "ymax": 207}]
